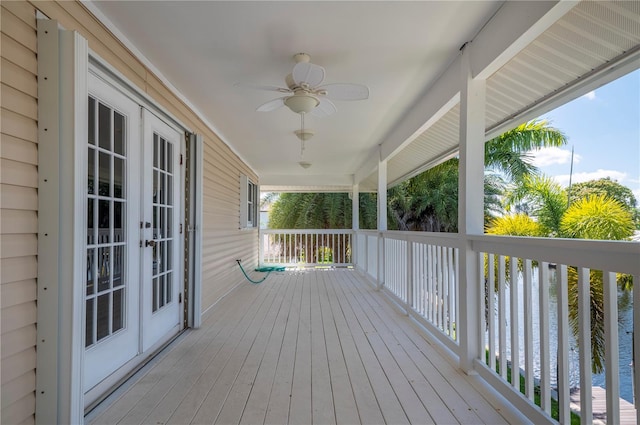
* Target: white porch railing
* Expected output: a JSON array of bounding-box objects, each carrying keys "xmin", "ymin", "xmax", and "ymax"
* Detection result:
[
  {"xmin": 259, "ymin": 229, "xmax": 353, "ymax": 267},
  {"xmin": 354, "ymin": 230, "xmax": 639, "ymax": 424}
]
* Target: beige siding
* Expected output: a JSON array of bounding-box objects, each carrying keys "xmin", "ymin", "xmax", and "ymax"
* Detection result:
[{"xmin": 0, "ymin": 3, "xmax": 38, "ymax": 424}]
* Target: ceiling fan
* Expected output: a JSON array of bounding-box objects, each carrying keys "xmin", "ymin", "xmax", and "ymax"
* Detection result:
[{"xmin": 240, "ymin": 53, "xmax": 369, "ymax": 117}]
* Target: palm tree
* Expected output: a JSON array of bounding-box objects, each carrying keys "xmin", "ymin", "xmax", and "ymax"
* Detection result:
[
  {"xmin": 387, "ymin": 119, "xmax": 567, "ymax": 232},
  {"xmin": 503, "ymin": 175, "xmax": 567, "ymax": 235},
  {"xmin": 484, "ymin": 119, "xmax": 567, "ymax": 181},
  {"xmin": 487, "ymin": 192, "xmax": 635, "ymax": 373}
]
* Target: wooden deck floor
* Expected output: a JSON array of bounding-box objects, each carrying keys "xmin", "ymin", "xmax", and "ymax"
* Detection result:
[{"xmin": 87, "ymin": 268, "xmax": 522, "ymax": 425}]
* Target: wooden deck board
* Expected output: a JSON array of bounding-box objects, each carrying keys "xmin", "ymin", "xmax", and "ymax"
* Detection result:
[
  {"xmin": 88, "ymin": 269, "xmax": 517, "ymax": 425},
  {"xmin": 342, "ymin": 271, "xmax": 509, "ymax": 425}
]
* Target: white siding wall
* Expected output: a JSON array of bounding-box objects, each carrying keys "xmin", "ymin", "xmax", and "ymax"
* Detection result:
[
  {"xmin": 0, "ymin": 1, "xmax": 259, "ymax": 422},
  {"xmin": 1, "ymin": 3, "xmax": 38, "ymax": 424}
]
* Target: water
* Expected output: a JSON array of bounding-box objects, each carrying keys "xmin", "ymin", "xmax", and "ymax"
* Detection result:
[{"xmin": 490, "ymin": 270, "xmax": 635, "ymax": 403}]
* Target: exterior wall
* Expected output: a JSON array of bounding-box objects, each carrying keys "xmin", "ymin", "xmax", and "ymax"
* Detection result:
[
  {"xmin": 0, "ymin": 1, "xmax": 258, "ymax": 422},
  {"xmin": 1, "ymin": 3, "xmax": 39, "ymax": 424},
  {"xmin": 202, "ymin": 144, "xmax": 259, "ymax": 311}
]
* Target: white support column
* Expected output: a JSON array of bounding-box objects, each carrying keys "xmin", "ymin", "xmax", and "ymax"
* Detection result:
[
  {"xmin": 352, "ymin": 183, "xmax": 359, "ymax": 270},
  {"xmin": 36, "ymin": 19, "xmax": 61, "ymax": 423},
  {"xmin": 377, "ymin": 157, "xmax": 387, "ymax": 290},
  {"xmin": 352, "ymin": 183, "xmax": 359, "ymax": 231},
  {"xmin": 457, "ymin": 43, "xmax": 486, "ymax": 374},
  {"xmin": 36, "ymin": 20, "xmax": 88, "ymax": 424}
]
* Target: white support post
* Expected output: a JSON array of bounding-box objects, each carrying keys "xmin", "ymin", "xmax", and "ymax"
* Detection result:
[
  {"xmin": 36, "ymin": 21, "xmax": 88, "ymax": 424},
  {"xmin": 377, "ymin": 157, "xmax": 387, "ymax": 291},
  {"xmin": 457, "ymin": 43, "xmax": 486, "ymax": 373},
  {"xmin": 352, "ymin": 183, "xmax": 360, "ymax": 231},
  {"xmin": 36, "ymin": 19, "xmax": 61, "ymax": 423}
]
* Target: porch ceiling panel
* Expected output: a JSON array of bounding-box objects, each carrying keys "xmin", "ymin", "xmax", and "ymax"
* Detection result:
[
  {"xmin": 386, "ymin": 103, "xmax": 460, "ymax": 188},
  {"xmin": 383, "ymin": 0, "xmax": 639, "ymax": 189},
  {"xmin": 485, "ymin": 0, "xmax": 640, "ymax": 133}
]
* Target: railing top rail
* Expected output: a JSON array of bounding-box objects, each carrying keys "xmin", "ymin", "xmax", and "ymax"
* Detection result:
[
  {"xmin": 470, "ymin": 234, "xmax": 640, "ymax": 275},
  {"xmin": 381, "ymin": 230, "xmax": 463, "ymax": 248},
  {"xmin": 260, "ymin": 229, "xmax": 354, "ymax": 235}
]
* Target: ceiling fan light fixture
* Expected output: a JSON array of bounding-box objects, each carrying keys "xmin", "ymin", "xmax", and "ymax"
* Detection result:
[
  {"xmin": 294, "ymin": 129, "xmax": 314, "ymax": 141},
  {"xmin": 284, "ymin": 94, "xmax": 319, "ymax": 114},
  {"xmin": 299, "ymin": 161, "xmax": 312, "ymax": 169}
]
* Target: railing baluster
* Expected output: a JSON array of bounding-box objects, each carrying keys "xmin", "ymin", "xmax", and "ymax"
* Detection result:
[
  {"xmin": 539, "ymin": 262, "xmax": 551, "ymax": 414},
  {"xmin": 488, "ymin": 253, "xmax": 496, "ymax": 372},
  {"xmin": 437, "ymin": 246, "xmax": 443, "ymax": 329},
  {"xmin": 604, "ymin": 270, "xmax": 620, "ymax": 425},
  {"xmin": 429, "ymin": 245, "xmax": 435, "ymax": 324},
  {"xmin": 499, "ymin": 255, "xmax": 507, "ymax": 380},
  {"xmin": 510, "ymin": 255, "xmax": 519, "ymax": 388},
  {"xmin": 557, "ymin": 264, "xmax": 570, "ymax": 424},
  {"xmin": 478, "ymin": 251, "xmax": 486, "ymax": 362},
  {"xmin": 406, "ymin": 240, "xmax": 412, "ymax": 312},
  {"xmin": 420, "ymin": 244, "xmax": 425, "ymax": 317},
  {"xmin": 523, "ymin": 259, "xmax": 534, "ymax": 400},
  {"xmin": 578, "ymin": 267, "xmax": 592, "ymax": 425},
  {"xmin": 448, "ymin": 247, "xmax": 455, "ymax": 338},
  {"xmin": 634, "ymin": 273, "xmax": 640, "ymax": 425},
  {"xmin": 443, "ymin": 247, "xmax": 450, "ymax": 334}
]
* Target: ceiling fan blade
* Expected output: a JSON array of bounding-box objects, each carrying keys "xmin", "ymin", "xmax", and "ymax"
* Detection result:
[
  {"xmin": 292, "ymin": 62, "xmax": 325, "ymax": 87},
  {"xmin": 234, "ymin": 82, "xmax": 291, "ymax": 93},
  {"xmin": 319, "ymin": 83, "xmax": 370, "ymax": 101},
  {"xmin": 256, "ymin": 97, "xmax": 286, "ymax": 112},
  {"xmin": 311, "ymin": 98, "xmax": 337, "ymax": 118}
]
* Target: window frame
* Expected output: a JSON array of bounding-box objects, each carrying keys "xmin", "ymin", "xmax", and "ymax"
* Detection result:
[{"xmin": 240, "ymin": 174, "xmax": 258, "ymax": 229}]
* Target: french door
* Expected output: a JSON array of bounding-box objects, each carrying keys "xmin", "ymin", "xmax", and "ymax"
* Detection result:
[
  {"xmin": 84, "ymin": 74, "xmax": 182, "ymax": 394},
  {"xmin": 141, "ymin": 110, "xmax": 181, "ymax": 351}
]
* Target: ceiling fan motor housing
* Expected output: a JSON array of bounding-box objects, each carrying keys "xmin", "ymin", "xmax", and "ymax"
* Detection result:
[{"xmin": 284, "ymin": 93, "xmax": 319, "ymax": 114}]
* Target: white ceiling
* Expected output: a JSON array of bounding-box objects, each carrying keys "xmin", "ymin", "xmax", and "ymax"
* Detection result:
[{"xmin": 89, "ymin": 1, "xmax": 503, "ymax": 189}]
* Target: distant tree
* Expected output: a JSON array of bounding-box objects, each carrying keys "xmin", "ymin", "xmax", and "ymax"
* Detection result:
[
  {"xmin": 569, "ymin": 178, "xmax": 637, "ymax": 209},
  {"xmin": 503, "ymin": 175, "xmax": 567, "ymax": 235},
  {"xmin": 269, "ymin": 193, "xmax": 352, "ymax": 229},
  {"xmin": 358, "ymin": 193, "xmax": 378, "ymax": 230},
  {"xmin": 485, "ymin": 213, "xmax": 547, "ymax": 237},
  {"xmin": 386, "ymin": 119, "xmax": 567, "ymax": 232},
  {"xmin": 568, "ymin": 177, "xmax": 639, "ymax": 228},
  {"xmin": 388, "ymin": 159, "xmax": 460, "ymax": 232},
  {"xmin": 560, "ymin": 194, "xmax": 635, "ymax": 240}
]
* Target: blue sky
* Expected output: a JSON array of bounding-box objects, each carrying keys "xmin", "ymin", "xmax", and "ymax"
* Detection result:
[{"xmin": 531, "ymin": 68, "xmax": 640, "ymax": 200}]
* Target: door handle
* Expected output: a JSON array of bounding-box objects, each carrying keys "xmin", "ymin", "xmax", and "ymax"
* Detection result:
[{"xmin": 145, "ymin": 239, "xmax": 156, "ymax": 248}]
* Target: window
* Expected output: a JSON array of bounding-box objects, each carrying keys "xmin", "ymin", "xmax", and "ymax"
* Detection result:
[{"xmin": 240, "ymin": 174, "xmax": 258, "ymax": 228}]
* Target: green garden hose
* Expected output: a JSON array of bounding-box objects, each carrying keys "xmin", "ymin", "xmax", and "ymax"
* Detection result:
[{"xmin": 236, "ymin": 259, "xmax": 284, "ymax": 284}]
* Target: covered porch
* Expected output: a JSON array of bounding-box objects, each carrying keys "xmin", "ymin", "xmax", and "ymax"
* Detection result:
[{"xmin": 86, "ymin": 268, "xmax": 523, "ymax": 425}]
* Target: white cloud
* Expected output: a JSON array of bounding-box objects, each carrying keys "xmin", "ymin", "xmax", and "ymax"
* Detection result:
[
  {"xmin": 582, "ymin": 90, "xmax": 596, "ymax": 100},
  {"xmin": 552, "ymin": 169, "xmax": 628, "ymax": 187},
  {"xmin": 529, "ymin": 147, "xmax": 581, "ymax": 167}
]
